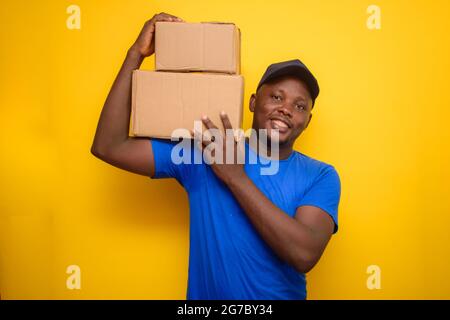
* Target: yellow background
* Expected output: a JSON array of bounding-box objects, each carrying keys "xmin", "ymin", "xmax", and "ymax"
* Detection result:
[{"xmin": 1, "ymin": 0, "xmax": 449, "ymax": 299}]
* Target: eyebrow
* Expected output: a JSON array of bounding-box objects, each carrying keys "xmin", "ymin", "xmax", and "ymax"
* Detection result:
[{"xmin": 273, "ymin": 88, "xmax": 307, "ymax": 103}]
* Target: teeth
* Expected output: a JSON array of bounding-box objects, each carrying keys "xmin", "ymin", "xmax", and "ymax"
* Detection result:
[{"xmin": 272, "ymin": 120, "xmax": 288, "ymax": 128}]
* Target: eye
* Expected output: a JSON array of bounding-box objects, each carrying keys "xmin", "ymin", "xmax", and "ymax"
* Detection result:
[
  {"xmin": 295, "ymin": 104, "xmax": 306, "ymax": 111},
  {"xmin": 272, "ymin": 95, "xmax": 282, "ymax": 101}
]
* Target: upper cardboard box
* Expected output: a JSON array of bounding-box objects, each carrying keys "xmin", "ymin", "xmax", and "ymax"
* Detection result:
[
  {"xmin": 131, "ymin": 70, "xmax": 244, "ymax": 139},
  {"xmin": 155, "ymin": 21, "xmax": 241, "ymax": 74}
]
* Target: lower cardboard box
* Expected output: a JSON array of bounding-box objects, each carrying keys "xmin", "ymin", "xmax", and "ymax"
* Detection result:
[{"xmin": 131, "ymin": 70, "xmax": 244, "ymax": 139}]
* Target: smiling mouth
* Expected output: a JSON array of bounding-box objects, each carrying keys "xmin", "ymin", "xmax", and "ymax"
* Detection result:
[{"xmin": 270, "ymin": 119, "xmax": 290, "ymax": 132}]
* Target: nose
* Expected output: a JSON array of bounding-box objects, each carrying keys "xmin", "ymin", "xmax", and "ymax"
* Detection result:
[{"xmin": 277, "ymin": 103, "xmax": 293, "ymax": 118}]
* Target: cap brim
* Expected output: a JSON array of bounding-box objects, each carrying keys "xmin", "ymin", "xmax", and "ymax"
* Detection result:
[{"xmin": 258, "ymin": 65, "xmax": 319, "ymax": 102}]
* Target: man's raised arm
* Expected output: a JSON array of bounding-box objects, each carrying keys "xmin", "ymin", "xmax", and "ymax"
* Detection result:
[{"xmin": 90, "ymin": 13, "xmax": 184, "ymax": 177}]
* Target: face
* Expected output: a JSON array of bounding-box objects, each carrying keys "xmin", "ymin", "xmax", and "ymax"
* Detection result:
[{"xmin": 249, "ymin": 75, "xmax": 313, "ymax": 147}]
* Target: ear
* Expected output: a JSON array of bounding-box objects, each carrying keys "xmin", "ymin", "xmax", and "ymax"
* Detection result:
[{"xmin": 249, "ymin": 93, "xmax": 257, "ymax": 113}]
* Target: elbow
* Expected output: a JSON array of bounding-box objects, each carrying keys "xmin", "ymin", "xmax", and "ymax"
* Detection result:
[
  {"xmin": 294, "ymin": 263, "xmax": 314, "ymax": 274},
  {"xmin": 90, "ymin": 143, "xmax": 107, "ymax": 160},
  {"xmin": 295, "ymin": 262, "xmax": 315, "ymax": 274},
  {"xmin": 292, "ymin": 253, "xmax": 318, "ymax": 274}
]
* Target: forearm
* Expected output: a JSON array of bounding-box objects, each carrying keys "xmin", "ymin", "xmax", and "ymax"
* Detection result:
[
  {"xmin": 226, "ymin": 174, "xmax": 322, "ymax": 273},
  {"xmin": 91, "ymin": 47, "xmax": 144, "ymax": 154}
]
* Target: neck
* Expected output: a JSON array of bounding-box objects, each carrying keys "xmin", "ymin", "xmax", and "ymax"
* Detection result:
[{"xmin": 247, "ymin": 131, "xmax": 293, "ymax": 160}]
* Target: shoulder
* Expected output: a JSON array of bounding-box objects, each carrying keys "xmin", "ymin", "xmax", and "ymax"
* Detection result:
[
  {"xmin": 293, "ymin": 151, "xmax": 338, "ymax": 173},
  {"xmin": 292, "ymin": 151, "xmax": 340, "ymax": 185}
]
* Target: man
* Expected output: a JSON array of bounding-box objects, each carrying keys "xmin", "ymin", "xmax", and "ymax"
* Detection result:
[{"xmin": 91, "ymin": 12, "xmax": 341, "ymax": 300}]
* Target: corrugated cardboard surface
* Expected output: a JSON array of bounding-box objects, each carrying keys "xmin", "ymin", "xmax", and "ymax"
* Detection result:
[
  {"xmin": 155, "ymin": 22, "xmax": 241, "ymax": 74},
  {"xmin": 131, "ymin": 70, "xmax": 244, "ymax": 139}
]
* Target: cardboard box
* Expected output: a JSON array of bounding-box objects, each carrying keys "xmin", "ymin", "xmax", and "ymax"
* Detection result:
[
  {"xmin": 155, "ymin": 21, "xmax": 241, "ymax": 74},
  {"xmin": 131, "ymin": 70, "xmax": 244, "ymax": 139}
]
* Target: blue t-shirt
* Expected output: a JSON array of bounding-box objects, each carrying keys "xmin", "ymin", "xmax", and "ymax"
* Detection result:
[{"xmin": 150, "ymin": 138, "xmax": 341, "ymax": 300}]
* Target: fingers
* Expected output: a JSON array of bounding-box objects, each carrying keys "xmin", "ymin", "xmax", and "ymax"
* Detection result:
[
  {"xmin": 220, "ymin": 111, "xmax": 233, "ymax": 130},
  {"xmin": 153, "ymin": 12, "xmax": 185, "ymax": 23},
  {"xmin": 220, "ymin": 111, "xmax": 242, "ymax": 143},
  {"xmin": 191, "ymin": 128, "xmax": 214, "ymax": 147},
  {"xmin": 162, "ymin": 12, "xmax": 184, "ymax": 21},
  {"xmin": 201, "ymin": 115, "xmax": 219, "ymax": 130},
  {"xmin": 142, "ymin": 12, "xmax": 184, "ymax": 37},
  {"xmin": 192, "ymin": 112, "xmax": 234, "ymax": 148},
  {"xmin": 191, "ymin": 129, "xmax": 214, "ymax": 163}
]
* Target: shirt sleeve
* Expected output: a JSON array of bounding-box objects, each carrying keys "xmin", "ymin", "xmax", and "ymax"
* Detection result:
[
  {"xmin": 297, "ymin": 165, "xmax": 341, "ymax": 234},
  {"xmin": 150, "ymin": 138, "xmax": 192, "ymax": 187}
]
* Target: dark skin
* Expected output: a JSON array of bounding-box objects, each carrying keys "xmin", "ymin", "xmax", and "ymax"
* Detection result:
[
  {"xmin": 248, "ymin": 75, "xmax": 313, "ymax": 159},
  {"xmin": 91, "ymin": 13, "xmax": 335, "ymax": 274}
]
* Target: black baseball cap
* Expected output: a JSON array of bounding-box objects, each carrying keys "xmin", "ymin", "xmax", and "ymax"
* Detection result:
[{"xmin": 256, "ymin": 59, "xmax": 320, "ymax": 106}]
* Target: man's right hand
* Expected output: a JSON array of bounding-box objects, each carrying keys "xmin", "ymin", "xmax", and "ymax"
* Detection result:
[{"xmin": 130, "ymin": 12, "xmax": 185, "ymax": 58}]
